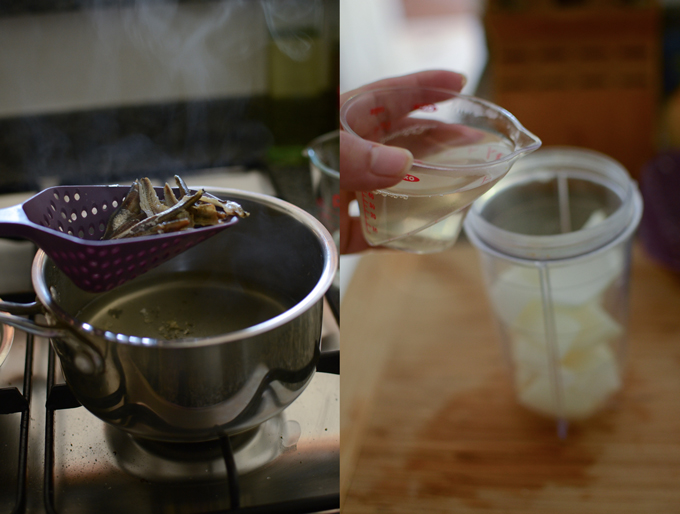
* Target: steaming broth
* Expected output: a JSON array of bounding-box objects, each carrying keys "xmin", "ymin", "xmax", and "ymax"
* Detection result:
[{"xmin": 76, "ymin": 271, "xmax": 293, "ymax": 339}]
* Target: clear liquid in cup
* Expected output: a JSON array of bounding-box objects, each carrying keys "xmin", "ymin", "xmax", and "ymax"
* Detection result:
[{"xmin": 358, "ymin": 130, "xmax": 514, "ymax": 253}]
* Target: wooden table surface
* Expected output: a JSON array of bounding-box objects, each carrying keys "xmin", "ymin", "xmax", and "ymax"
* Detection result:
[{"xmin": 340, "ymin": 239, "xmax": 680, "ymax": 513}]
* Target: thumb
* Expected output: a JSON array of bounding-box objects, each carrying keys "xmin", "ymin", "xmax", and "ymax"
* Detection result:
[{"xmin": 340, "ymin": 131, "xmax": 413, "ymax": 191}]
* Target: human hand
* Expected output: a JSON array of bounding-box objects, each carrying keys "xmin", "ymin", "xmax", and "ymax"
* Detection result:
[{"xmin": 339, "ymin": 70, "xmax": 467, "ymax": 254}]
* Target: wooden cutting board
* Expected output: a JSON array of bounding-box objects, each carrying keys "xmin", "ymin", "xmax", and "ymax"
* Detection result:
[{"xmin": 340, "ymin": 240, "xmax": 680, "ymax": 513}]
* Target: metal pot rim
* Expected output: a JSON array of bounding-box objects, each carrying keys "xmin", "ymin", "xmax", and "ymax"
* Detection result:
[
  {"xmin": 31, "ymin": 188, "xmax": 338, "ymax": 349},
  {"xmin": 0, "ymin": 311, "xmax": 14, "ymax": 369}
]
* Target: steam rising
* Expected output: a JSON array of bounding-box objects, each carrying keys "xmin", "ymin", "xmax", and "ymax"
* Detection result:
[
  {"xmin": 0, "ymin": 0, "xmax": 334, "ymax": 188},
  {"xmin": 86, "ymin": 0, "xmax": 264, "ymax": 101},
  {"xmin": 261, "ymin": 0, "xmax": 324, "ymax": 62}
]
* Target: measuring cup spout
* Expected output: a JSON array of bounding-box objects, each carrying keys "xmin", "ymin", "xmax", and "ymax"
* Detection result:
[{"xmin": 514, "ymin": 126, "xmax": 542, "ymax": 156}]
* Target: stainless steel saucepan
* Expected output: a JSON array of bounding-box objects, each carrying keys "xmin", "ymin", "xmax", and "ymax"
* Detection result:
[{"xmin": 0, "ymin": 188, "xmax": 337, "ymax": 442}]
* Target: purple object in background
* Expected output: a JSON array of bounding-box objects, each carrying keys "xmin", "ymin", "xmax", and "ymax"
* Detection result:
[{"xmin": 639, "ymin": 151, "xmax": 680, "ymax": 272}]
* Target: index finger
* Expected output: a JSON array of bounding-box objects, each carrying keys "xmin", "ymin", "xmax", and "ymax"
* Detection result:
[
  {"xmin": 339, "ymin": 70, "xmax": 466, "ymax": 105},
  {"xmin": 340, "ymin": 71, "xmax": 468, "ymax": 143}
]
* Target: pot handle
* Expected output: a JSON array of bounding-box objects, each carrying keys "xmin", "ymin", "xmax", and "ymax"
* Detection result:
[
  {"xmin": 0, "ymin": 300, "xmax": 70, "ymax": 339},
  {"xmin": 0, "ymin": 300, "xmax": 104, "ymax": 375}
]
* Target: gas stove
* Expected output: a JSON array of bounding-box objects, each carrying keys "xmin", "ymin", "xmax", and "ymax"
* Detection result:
[{"xmin": 0, "ymin": 168, "xmax": 340, "ymax": 514}]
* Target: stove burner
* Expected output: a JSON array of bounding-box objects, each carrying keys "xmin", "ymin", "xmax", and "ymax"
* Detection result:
[
  {"xmin": 105, "ymin": 412, "xmax": 301, "ymax": 482},
  {"xmin": 132, "ymin": 432, "xmax": 249, "ymax": 462}
]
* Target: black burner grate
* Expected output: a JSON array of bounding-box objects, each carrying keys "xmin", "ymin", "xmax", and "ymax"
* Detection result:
[{"xmin": 0, "ymin": 292, "xmax": 35, "ymax": 514}]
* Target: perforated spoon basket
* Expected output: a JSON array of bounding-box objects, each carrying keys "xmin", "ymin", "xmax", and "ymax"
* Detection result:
[{"xmin": 0, "ymin": 185, "xmax": 239, "ymax": 292}]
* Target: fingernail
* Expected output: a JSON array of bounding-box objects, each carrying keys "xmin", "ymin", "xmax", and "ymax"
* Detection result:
[{"xmin": 369, "ymin": 145, "xmax": 413, "ymax": 178}]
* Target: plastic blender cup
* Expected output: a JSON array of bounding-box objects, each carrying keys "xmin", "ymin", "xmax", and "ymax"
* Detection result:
[
  {"xmin": 340, "ymin": 86, "xmax": 541, "ymax": 253},
  {"xmin": 304, "ymin": 130, "xmax": 340, "ymax": 246},
  {"xmin": 463, "ymin": 147, "xmax": 643, "ymax": 437}
]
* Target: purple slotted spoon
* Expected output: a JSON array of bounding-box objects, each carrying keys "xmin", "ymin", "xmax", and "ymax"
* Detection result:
[{"xmin": 0, "ymin": 184, "xmax": 240, "ymax": 293}]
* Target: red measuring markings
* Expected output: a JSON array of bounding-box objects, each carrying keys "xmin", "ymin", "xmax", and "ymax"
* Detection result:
[
  {"xmin": 486, "ymin": 147, "xmax": 505, "ymax": 161},
  {"xmin": 317, "ymin": 194, "xmax": 341, "ymax": 209},
  {"xmin": 412, "ymin": 102, "xmax": 437, "ymax": 112},
  {"xmin": 403, "ymin": 174, "xmax": 420, "ymax": 182},
  {"xmin": 372, "ymin": 120, "xmax": 392, "ymax": 135},
  {"xmin": 361, "ymin": 191, "xmax": 379, "ymax": 233},
  {"xmin": 370, "ymin": 106, "xmax": 385, "ymax": 115}
]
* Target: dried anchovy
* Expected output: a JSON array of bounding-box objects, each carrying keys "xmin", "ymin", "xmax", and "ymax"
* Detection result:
[{"xmin": 102, "ymin": 175, "xmax": 249, "ymax": 240}]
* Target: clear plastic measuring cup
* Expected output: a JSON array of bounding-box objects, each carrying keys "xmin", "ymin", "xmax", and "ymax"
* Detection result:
[
  {"xmin": 304, "ymin": 130, "xmax": 340, "ymax": 244},
  {"xmin": 464, "ymin": 147, "xmax": 643, "ymax": 437},
  {"xmin": 340, "ymin": 86, "xmax": 541, "ymax": 253}
]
